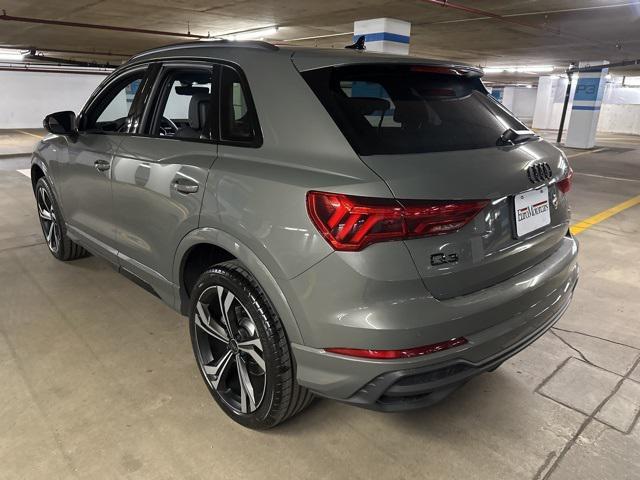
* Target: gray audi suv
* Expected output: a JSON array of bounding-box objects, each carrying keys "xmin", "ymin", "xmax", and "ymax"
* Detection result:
[{"xmin": 31, "ymin": 40, "xmax": 578, "ymax": 429}]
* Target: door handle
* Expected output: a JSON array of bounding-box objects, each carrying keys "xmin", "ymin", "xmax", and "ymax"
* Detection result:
[
  {"xmin": 171, "ymin": 178, "xmax": 199, "ymax": 194},
  {"xmin": 94, "ymin": 160, "xmax": 111, "ymax": 172}
]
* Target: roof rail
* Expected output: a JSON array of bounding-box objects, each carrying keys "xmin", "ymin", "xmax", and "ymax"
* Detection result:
[{"xmin": 130, "ymin": 39, "xmax": 279, "ymax": 60}]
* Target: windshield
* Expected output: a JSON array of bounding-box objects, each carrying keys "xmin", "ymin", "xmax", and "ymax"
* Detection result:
[{"xmin": 302, "ymin": 64, "xmax": 527, "ymax": 155}]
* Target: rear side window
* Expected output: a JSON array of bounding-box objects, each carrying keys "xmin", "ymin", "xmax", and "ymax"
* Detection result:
[
  {"xmin": 302, "ymin": 65, "xmax": 526, "ymax": 155},
  {"xmin": 220, "ymin": 66, "xmax": 261, "ymax": 145},
  {"xmin": 149, "ymin": 67, "xmax": 216, "ymax": 141}
]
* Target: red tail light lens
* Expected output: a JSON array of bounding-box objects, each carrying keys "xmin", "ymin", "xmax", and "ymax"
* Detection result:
[
  {"xmin": 306, "ymin": 191, "xmax": 488, "ymax": 251},
  {"xmin": 557, "ymin": 167, "xmax": 573, "ymax": 194},
  {"xmin": 326, "ymin": 337, "xmax": 468, "ymax": 359}
]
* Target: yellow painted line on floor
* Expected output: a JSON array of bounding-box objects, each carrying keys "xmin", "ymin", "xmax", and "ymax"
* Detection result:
[
  {"xmin": 570, "ymin": 194, "xmax": 640, "ymax": 235},
  {"xmin": 15, "ymin": 130, "xmax": 44, "ymax": 139},
  {"xmin": 566, "ymin": 147, "xmax": 606, "ymax": 159}
]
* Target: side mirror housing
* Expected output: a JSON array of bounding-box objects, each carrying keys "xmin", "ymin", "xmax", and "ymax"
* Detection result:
[{"xmin": 43, "ymin": 111, "xmax": 78, "ymax": 136}]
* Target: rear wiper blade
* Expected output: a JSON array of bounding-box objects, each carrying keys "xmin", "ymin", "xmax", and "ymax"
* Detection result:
[{"xmin": 496, "ymin": 128, "xmax": 538, "ymax": 146}]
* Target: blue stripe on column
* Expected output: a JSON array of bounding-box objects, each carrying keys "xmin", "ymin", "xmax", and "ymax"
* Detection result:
[
  {"xmin": 353, "ymin": 32, "xmax": 410, "ymax": 44},
  {"xmin": 572, "ymin": 106, "xmax": 601, "ymax": 111}
]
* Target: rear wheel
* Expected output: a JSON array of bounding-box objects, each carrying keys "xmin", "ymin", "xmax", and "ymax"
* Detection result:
[
  {"xmin": 189, "ymin": 261, "xmax": 313, "ymax": 429},
  {"xmin": 35, "ymin": 177, "xmax": 89, "ymax": 261}
]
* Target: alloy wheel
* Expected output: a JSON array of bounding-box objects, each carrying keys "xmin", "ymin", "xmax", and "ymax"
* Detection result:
[
  {"xmin": 193, "ymin": 285, "xmax": 267, "ymax": 414},
  {"xmin": 36, "ymin": 185, "xmax": 61, "ymax": 254}
]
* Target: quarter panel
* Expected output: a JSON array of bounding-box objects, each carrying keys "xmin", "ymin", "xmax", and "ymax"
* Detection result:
[
  {"xmin": 172, "ymin": 227, "xmax": 304, "ymax": 344},
  {"xmin": 201, "ymin": 50, "xmax": 395, "ymax": 280}
]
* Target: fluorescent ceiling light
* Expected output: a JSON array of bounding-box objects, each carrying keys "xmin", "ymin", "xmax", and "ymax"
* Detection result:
[
  {"xmin": 483, "ymin": 65, "xmax": 555, "ymax": 74},
  {"xmin": 222, "ymin": 27, "xmax": 278, "ymax": 41},
  {"xmin": 0, "ymin": 48, "xmax": 27, "ymax": 61}
]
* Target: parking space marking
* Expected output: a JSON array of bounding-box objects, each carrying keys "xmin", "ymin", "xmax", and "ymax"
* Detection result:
[
  {"xmin": 575, "ymin": 172, "xmax": 640, "ymax": 183},
  {"xmin": 16, "ymin": 130, "xmax": 44, "ymax": 139},
  {"xmin": 566, "ymin": 147, "xmax": 606, "ymax": 159},
  {"xmin": 17, "ymin": 169, "xmax": 31, "ymax": 178},
  {"xmin": 570, "ymin": 194, "xmax": 640, "ymax": 235}
]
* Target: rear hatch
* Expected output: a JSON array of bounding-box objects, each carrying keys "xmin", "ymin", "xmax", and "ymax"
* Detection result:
[{"xmin": 301, "ymin": 63, "xmax": 572, "ymax": 299}]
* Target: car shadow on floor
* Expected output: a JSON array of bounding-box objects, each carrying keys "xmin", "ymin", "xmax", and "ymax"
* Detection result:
[{"xmin": 275, "ymin": 369, "xmax": 531, "ymax": 436}]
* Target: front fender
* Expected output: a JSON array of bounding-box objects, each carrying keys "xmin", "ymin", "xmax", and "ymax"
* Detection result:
[
  {"xmin": 172, "ymin": 227, "xmax": 304, "ymax": 344},
  {"xmin": 31, "ymin": 137, "xmax": 63, "ymax": 207}
]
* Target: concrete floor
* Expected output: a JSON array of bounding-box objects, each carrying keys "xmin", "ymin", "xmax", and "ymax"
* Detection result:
[{"xmin": 1, "ymin": 129, "xmax": 639, "ymax": 479}]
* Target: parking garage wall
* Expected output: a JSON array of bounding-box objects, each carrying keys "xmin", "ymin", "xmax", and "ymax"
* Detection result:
[
  {"xmin": 0, "ymin": 71, "xmax": 107, "ymax": 129},
  {"xmin": 533, "ymin": 76, "xmax": 640, "ymax": 135}
]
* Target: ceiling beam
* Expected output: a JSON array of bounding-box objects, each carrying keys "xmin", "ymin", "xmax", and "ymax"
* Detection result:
[{"xmin": 0, "ymin": 11, "xmax": 206, "ymax": 40}]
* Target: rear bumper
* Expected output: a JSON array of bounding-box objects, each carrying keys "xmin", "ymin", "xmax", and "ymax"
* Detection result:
[
  {"xmin": 344, "ymin": 287, "xmax": 574, "ymax": 411},
  {"xmin": 290, "ymin": 235, "xmax": 579, "ymax": 408}
]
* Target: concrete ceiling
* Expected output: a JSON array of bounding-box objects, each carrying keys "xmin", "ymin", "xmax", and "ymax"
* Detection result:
[{"xmin": 1, "ymin": 0, "xmax": 640, "ymax": 77}]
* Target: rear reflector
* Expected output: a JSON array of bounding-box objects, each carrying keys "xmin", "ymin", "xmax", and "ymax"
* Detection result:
[
  {"xmin": 557, "ymin": 167, "xmax": 573, "ymax": 194},
  {"xmin": 307, "ymin": 191, "xmax": 488, "ymax": 251},
  {"xmin": 326, "ymin": 337, "xmax": 468, "ymax": 359}
]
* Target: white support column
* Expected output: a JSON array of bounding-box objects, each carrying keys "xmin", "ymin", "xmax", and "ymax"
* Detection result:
[
  {"xmin": 501, "ymin": 86, "xmax": 516, "ymax": 111},
  {"xmin": 565, "ymin": 61, "xmax": 609, "ymax": 149},
  {"xmin": 353, "ymin": 18, "xmax": 410, "ymax": 55},
  {"xmin": 533, "ymin": 76, "xmax": 559, "ymax": 130}
]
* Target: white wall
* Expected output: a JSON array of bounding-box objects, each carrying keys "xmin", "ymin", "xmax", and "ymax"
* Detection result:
[
  {"xmin": 0, "ymin": 70, "xmax": 107, "ymax": 129},
  {"xmin": 598, "ymin": 104, "xmax": 640, "ymax": 134}
]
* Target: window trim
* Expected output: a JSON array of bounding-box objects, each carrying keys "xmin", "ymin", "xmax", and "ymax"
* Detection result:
[
  {"xmin": 141, "ymin": 61, "xmax": 219, "ymax": 145},
  {"xmin": 77, "ymin": 64, "xmax": 154, "ymax": 135},
  {"xmin": 78, "ymin": 56, "xmax": 264, "ymax": 148},
  {"xmin": 218, "ymin": 64, "xmax": 263, "ymax": 148}
]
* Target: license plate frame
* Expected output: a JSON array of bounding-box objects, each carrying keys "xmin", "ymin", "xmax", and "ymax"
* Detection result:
[{"xmin": 513, "ymin": 186, "xmax": 551, "ymax": 238}]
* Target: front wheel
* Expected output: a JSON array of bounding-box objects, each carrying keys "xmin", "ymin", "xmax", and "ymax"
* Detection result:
[
  {"xmin": 35, "ymin": 177, "xmax": 89, "ymax": 261},
  {"xmin": 189, "ymin": 261, "xmax": 313, "ymax": 429}
]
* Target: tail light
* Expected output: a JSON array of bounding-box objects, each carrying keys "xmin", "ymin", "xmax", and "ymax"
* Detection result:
[
  {"xmin": 557, "ymin": 167, "xmax": 573, "ymax": 194},
  {"xmin": 326, "ymin": 337, "xmax": 468, "ymax": 359},
  {"xmin": 306, "ymin": 191, "xmax": 488, "ymax": 251}
]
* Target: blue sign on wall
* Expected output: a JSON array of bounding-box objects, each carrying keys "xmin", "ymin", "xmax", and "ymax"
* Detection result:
[{"xmin": 574, "ymin": 77, "xmax": 602, "ymax": 102}]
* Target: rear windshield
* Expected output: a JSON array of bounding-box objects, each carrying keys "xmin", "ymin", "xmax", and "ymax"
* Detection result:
[{"xmin": 302, "ymin": 64, "xmax": 526, "ymax": 155}]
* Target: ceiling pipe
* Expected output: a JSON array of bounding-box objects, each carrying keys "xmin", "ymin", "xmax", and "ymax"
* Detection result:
[
  {"xmin": 0, "ymin": 11, "xmax": 207, "ymax": 39},
  {"xmin": 34, "ymin": 47, "xmax": 131, "ymax": 58},
  {"xmin": 425, "ymin": 1, "xmax": 640, "ymax": 24},
  {"xmin": 23, "ymin": 53, "xmax": 114, "ymax": 68},
  {"xmin": 422, "ymin": 0, "xmax": 545, "ymax": 28},
  {"xmin": 1, "ymin": 45, "xmax": 131, "ymax": 59},
  {"xmin": 420, "ymin": 0, "xmax": 619, "ymax": 52},
  {"xmin": 0, "ymin": 65, "xmax": 112, "ymax": 75},
  {"xmin": 569, "ymin": 58, "xmax": 640, "ymax": 73}
]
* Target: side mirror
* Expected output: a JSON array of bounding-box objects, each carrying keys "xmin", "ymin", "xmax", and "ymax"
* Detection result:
[{"xmin": 43, "ymin": 111, "xmax": 78, "ymax": 136}]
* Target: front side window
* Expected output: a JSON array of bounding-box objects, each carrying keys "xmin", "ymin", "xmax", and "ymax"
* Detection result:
[
  {"xmin": 302, "ymin": 64, "xmax": 527, "ymax": 155},
  {"xmin": 84, "ymin": 71, "xmax": 146, "ymax": 133},
  {"xmin": 150, "ymin": 67, "xmax": 215, "ymax": 141},
  {"xmin": 220, "ymin": 66, "xmax": 260, "ymax": 145}
]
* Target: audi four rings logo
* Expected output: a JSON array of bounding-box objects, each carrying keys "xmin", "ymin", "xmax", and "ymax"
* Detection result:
[{"xmin": 527, "ymin": 162, "xmax": 553, "ymax": 183}]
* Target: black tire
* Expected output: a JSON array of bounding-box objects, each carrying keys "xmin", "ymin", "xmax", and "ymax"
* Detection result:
[
  {"xmin": 35, "ymin": 177, "xmax": 89, "ymax": 261},
  {"xmin": 189, "ymin": 260, "xmax": 313, "ymax": 429}
]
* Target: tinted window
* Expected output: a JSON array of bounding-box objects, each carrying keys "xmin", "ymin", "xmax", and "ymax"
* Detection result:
[
  {"xmin": 150, "ymin": 67, "xmax": 215, "ymax": 141},
  {"xmin": 302, "ymin": 65, "xmax": 526, "ymax": 155},
  {"xmin": 220, "ymin": 66, "xmax": 260, "ymax": 144},
  {"xmin": 84, "ymin": 71, "xmax": 145, "ymax": 133}
]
